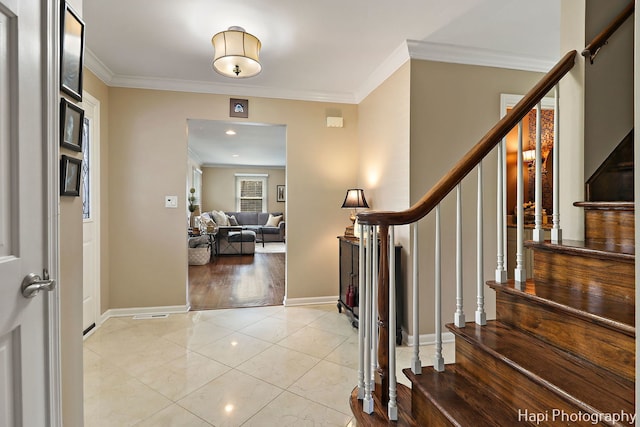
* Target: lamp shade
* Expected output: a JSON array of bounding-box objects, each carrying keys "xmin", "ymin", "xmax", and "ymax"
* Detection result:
[
  {"xmin": 341, "ymin": 189, "xmax": 369, "ymax": 209},
  {"xmin": 523, "ymin": 149, "xmax": 536, "ymax": 163},
  {"xmin": 212, "ymin": 26, "xmax": 262, "ymax": 78}
]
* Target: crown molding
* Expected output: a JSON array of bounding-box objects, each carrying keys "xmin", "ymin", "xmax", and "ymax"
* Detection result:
[
  {"xmin": 84, "ymin": 50, "xmax": 356, "ymax": 104},
  {"xmin": 85, "ymin": 42, "xmax": 556, "ymax": 105},
  {"xmin": 85, "ymin": 49, "xmax": 114, "ymax": 84},
  {"xmin": 406, "ymin": 40, "xmax": 556, "ymax": 74},
  {"xmin": 354, "ymin": 42, "xmax": 411, "ymax": 104}
]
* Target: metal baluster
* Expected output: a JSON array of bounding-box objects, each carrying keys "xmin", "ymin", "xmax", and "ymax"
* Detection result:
[
  {"xmin": 496, "ymin": 139, "xmax": 508, "ymax": 283},
  {"xmin": 357, "ymin": 223, "xmax": 365, "ymax": 399},
  {"xmin": 411, "ymin": 222, "xmax": 422, "ymax": 374},
  {"xmin": 533, "ymin": 102, "xmax": 544, "ymax": 242},
  {"xmin": 388, "ymin": 226, "xmax": 397, "ymax": 421},
  {"xmin": 515, "ymin": 122, "xmax": 527, "ymax": 288},
  {"xmin": 476, "ymin": 162, "xmax": 486, "ymax": 325},
  {"xmin": 551, "ymin": 84, "xmax": 562, "ymax": 244},
  {"xmin": 434, "ymin": 205, "xmax": 444, "ymax": 372},
  {"xmin": 362, "ymin": 226, "xmax": 374, "ymax": 414},
  {"xmin": 370, "ymin": 226, "xmax": 378, "ymax": 392},
  {"xmin": 455, "ymin": 184, "xmax": 466, "ymax": 327}
]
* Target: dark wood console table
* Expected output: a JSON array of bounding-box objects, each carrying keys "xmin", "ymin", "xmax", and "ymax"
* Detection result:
[{"xmin": 337, "ymin": 236, "xmax": 403, "ymax": 344}]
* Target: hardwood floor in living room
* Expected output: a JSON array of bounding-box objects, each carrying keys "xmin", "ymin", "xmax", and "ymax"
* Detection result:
[{"xmin": 189, "ymin": 245, "xmax": 285, "ymax": 310}]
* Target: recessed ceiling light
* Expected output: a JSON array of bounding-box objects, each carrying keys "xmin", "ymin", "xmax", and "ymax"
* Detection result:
[
  {"xmin": 232, "ymin": 154, "xmax": 239, "ymax": 157},
  {"xmin": 226, "ymin": 130, "xmax": 236, "ymax": 135}
]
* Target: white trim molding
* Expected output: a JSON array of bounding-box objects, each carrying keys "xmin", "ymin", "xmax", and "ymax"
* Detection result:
[
  {"xmin": 100, "ymin": 305, "xmax": 189, "ymax": 320},
  {"xmin": 85, "ymin": 41, "xmax": 557, "ymax": 105},
  {"xmin": 407, "ymin": 40, "xmax": 556, "ymax": 74},
  {"xmin": 283, "ymin": 296, "xmax": 339, "ymax": 307}
]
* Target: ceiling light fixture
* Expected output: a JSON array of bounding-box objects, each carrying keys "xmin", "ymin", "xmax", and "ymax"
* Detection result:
[
  {"xmin": 225, "ymin": 130, "xmax": 236, "ymax": 135},
  {"xmin": 212, "ymin": 26, "xmax": 262, "ymax": 78}
]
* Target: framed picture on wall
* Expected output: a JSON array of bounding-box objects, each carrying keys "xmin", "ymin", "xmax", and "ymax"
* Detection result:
[
  {"xmin": 276, "ymin": 185, "xmax": 285, "ymax": 202},
  {"xmin": 60, "ymin": 2, "xmax": 85, "ymax": 101},
  {"xmin": 60, "ymin": 155, "xmax": 82, "ymax": 196},
  {"xmin": 229, "ymin": 98, "xmax": 249, "ymax": 118},
  {"xmin": 60, "ymin": 98, "xmax": 84, "ymax": 152}
]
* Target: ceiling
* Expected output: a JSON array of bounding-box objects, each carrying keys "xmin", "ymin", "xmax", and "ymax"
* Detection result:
[
  {"xmin": 188, "ymin": 120, "xmax": 286, "ymax": 167},
  {"xmin": 83, "ymin": 0, "xmax": 561, "ymax": 166}
]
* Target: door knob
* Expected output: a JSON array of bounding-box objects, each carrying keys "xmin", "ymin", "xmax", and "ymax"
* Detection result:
[{"xmin": 21, "ymin": 271, "xmax": 56, "ymax": 298}]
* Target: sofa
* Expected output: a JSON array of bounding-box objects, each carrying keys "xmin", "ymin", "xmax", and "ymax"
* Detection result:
[
  {"xmin": 223, "ymin": 211, "xmax": 285, "ymax": 243},
  {"xmin": 200, "ymin": 210, "xmax": 285, "ymax": 255}
]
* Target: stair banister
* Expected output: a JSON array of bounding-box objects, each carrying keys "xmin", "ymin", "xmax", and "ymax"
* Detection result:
[
  {"xmin": 354, "ymin": 50, "xmax": 576, "ymax": 416},
  {"xmin": 581, "ymin": 1, "xmax": 634, "ymax": 64}
]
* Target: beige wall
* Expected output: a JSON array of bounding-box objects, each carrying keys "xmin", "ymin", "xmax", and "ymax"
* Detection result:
[
  {"xmin": 559, "ymin": 0, "xmax": 586, "ymax": 240},
  {"xmin": 584, "ymin": 0, "xmax": 634, "ymax": 178},
  {"xmin": 357, "ymin": 59, "xmax": 544, "ymax": 336},
  {"xmin": 357, "ymin": 61, "xmax": 412, "ymax": 327},
  {"xmin": 407, "ymin": 60, "xmax": 543, "ymax": 335},
  {"xmin": 201, "ymin": 166, "xmax": 286, "ymax": 215},
  {"xmin": 107, "ymin": 88, "xmax": 357, "ymax": 307}
]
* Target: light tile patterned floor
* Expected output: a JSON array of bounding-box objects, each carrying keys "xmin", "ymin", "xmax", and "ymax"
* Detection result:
[{"xmin": 83, "ymin": 304, "xmax": 455, "ymax": 426}]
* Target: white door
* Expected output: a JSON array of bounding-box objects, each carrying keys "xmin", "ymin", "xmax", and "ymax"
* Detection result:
[
  {"xmin": 82, "ymin": 93, "xmax": 100, "ymax": 334},
  {"xmin": 0, "ymin": 0, "xmax": 57, "ymax": 426}
]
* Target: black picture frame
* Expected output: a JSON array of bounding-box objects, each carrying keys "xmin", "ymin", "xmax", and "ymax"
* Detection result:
[
  {"xmin": 60, "ymin": 98, "xmax": 84, "ymax": 152},
  {"xmin": 229, "ymin": 98, "xmax": 249, "ymax": 118},
  {"xmin": 276, "ymin": 185, "xmax": 285, "ymax": 202},
  {"xmin": 61, "ymin": 155, "xmax": 82, "ymax": 197},
  {"xmin": 60, "ymin": 2, "xmax": 85, "ymax": 101}
]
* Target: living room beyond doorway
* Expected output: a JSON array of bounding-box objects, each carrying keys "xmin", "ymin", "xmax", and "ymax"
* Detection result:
[{"xmin": 186, "ymin": 119, "xmax": 287, "ymax": 310}]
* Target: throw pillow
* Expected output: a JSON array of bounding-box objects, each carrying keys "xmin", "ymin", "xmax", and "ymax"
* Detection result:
[
  {"xmin": 211, "ymin": 210, "xmax": 228, "ymax": 226},
  {"xmin": 228, "ymin": 215, "xmax": 239, "ymax": 226},
  {"xmin": 265, "ymin": 214, "xmax": 282, "ymax": 227}
]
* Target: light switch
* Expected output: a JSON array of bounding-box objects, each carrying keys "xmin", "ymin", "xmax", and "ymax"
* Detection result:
[{"xmin": 165, "ymin": 195, "xmax": 178, "ymax": 208}]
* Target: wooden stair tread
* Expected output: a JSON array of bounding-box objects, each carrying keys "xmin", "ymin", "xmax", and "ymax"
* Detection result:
[
  {"xmin": 487, "ymin": 279, "xmax": 635, "ymax": 334},
  {"xmin": 574, "ymin": 201, "xmax": 635, "ymax": 211},
  {"xmin": 525, "ymin": 239, "xmax": 635, "ymax": 258},
  {"xmin": 448, "ymin": 321, "xmax": 635, "ymax": 416},
  {"xmin": 349, "ymin": 383, "xmax": 416, "ymax": 426},
  {"xmin": 404, "ymin": 364, "xmax": 519, "ymax": 426}
]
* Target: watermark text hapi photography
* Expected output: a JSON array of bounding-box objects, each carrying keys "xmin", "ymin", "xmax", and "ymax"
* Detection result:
[{"xmin": 518, "ymin": 409, "xmax": 636, "ymax": 425}]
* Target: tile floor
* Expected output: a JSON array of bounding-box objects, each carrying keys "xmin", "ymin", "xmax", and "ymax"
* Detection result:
[{"xmin": 83, "ymin": 304, "xmax": 456, "ymax": 426}]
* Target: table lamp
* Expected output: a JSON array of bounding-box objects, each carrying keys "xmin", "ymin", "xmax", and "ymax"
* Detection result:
[{"xmin": 341, "ymin": 188, "xmax": 369, "ymax": 237}]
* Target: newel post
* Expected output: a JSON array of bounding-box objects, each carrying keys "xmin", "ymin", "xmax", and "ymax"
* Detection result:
[{"xmin": 375, "ymin": 224, "xmax": 390, "ymax": 405}]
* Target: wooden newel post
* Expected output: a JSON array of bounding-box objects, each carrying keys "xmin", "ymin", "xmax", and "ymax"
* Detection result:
[{"xmin": 375, "ymin": 224, "xmax": 390, "ymax": 405}]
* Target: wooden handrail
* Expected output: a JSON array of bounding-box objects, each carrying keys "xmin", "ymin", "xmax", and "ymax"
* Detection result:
[
  {"xmin": 582, "ymin": 1, "xmax": 634, "ymax": 64},
  {"xmin": 358, "ymin": 50, "xmax": 577, "ymax": 227}
]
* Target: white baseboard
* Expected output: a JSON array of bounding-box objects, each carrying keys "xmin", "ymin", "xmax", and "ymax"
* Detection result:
[
  {"xmin": 100, "ymin": 305, "xmax": 190, "ymax": 321},
  {"xmin": 283, "ymin": 296, "xmax": 338, "ymax": 307},
  {"xmin": 402, "ymin": 331, "xmax": 456, "ymax": 347}
]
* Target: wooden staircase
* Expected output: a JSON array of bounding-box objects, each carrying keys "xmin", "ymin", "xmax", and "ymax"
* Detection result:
[{"xmin": 403, "ymin": 202, "xmax": 635, "ymax": 426}]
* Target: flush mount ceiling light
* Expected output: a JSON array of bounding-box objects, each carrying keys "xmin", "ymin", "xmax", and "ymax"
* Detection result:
[{"xmin": 211, "ymin": 26, "xmax": 262, "ymax": 78}]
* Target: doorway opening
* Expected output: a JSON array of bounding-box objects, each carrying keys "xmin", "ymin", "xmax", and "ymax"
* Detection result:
[{"xmin": 186, "ymin": 120, "xmax": 287, "ymax": 310}]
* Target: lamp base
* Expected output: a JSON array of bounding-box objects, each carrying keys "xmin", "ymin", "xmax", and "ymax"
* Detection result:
[{"xmin": 344, "ymin": 224, "xmax": 355, "ymax": 237}]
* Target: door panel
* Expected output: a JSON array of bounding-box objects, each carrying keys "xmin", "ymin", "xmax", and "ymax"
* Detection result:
[
  {"xmin": 0, "ymin": 0, "xmax": 52, "ymax": 425},
  {"xmin": 0, "ymin": 330, "xmax": 18, "ymax": 426}
]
